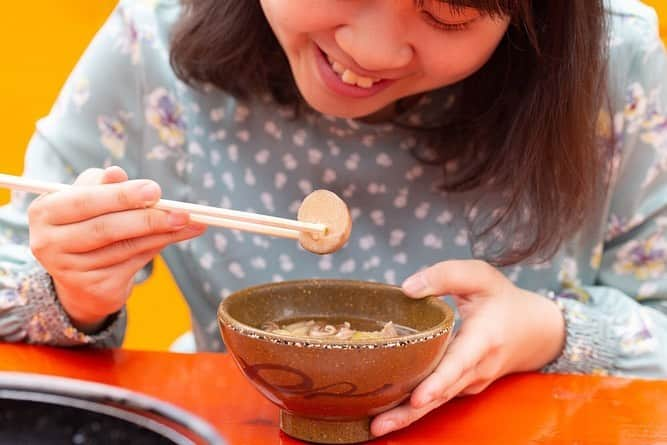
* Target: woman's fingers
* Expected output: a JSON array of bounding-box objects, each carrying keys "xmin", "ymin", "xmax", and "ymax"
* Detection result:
[
  {"xmin": 372, "ymin": 369, "xmax": 480, "ymax": 438},
  {"xmin": 26, "ymin": 166, "xmax": 203, "ymax": 328},
  {"xmin": 458, "ymin": 379, "xmax": 494, "ymax": 396},
  {"xmin": 372, "ymin": 260, "xmax": 527, "ymax": 438},
  {"xmin": 50, "ymin": 208, "xmax": 192, "ymax": 253},
  {"xmin": 34, "ymin": 178, "xmax": 162, "ymax": 225},
  {"xmin": 371, "ymin": 327, "xmax": 494, "ymax": 437},
  {"xmin": 409, "ymin": 325, "xmax": 488, "ymax": 408},
  {"xmin": 100, "ymin": 166, "xmax": 129, "ymax": 183},
  {"xmin": 113, "ymin": 246, "xmax": 164, "ymax": 284},
  {"xmin": 58, "ymin": 223, "xmax": 206, "ymax": 270},
  {"xmin": 72, "ymin": 167, "xmax": 107, "ymax": 186},
  {"xmin": 72, "ymin": 165, "xmax": 128, "ymax": 187},
  {"xmin": 402, "ymin": 260, "xmax": 505, "ymax": 298},
  {"xmin": 371, "ymin": 398, "xmax": 444, "ymax": 437},
  {"xmin": 57, "ymin": 246, "xmax": 164, "ymax": 318}
]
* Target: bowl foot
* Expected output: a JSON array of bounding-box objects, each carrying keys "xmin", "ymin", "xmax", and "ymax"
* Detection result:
[{"xmin": 280, "ymin": 410, "xmax": 372, "ymax": 444}]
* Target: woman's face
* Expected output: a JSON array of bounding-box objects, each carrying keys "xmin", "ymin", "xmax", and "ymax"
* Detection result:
[{"xmin": 259, "ymin": 0, "xmax": 510, "ymax": 118}]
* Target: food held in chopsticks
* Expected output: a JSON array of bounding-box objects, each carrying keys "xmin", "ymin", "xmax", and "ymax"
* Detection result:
[
  {"xmin": 0, "ymin": 173, "xmax": 352, "ymax": 255},
  {"xmin": 297, "ymin": 189, "xmax": 352, "ymax": 254}
]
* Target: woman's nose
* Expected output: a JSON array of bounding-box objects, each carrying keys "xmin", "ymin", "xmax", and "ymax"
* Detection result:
[{"xmin": 334, "ymin": 5, "xmax": 414, "ymax": 72}]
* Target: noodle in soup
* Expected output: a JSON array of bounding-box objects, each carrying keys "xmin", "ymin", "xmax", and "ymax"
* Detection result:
[{"xmin": 261, "ymin": 317, "xmax": 416, "ymax": 340}]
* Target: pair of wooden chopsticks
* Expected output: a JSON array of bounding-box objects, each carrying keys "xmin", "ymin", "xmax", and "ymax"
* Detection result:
[{"xmin": 0, "ymin": 174, "xmax": 327, "ymax": 240}]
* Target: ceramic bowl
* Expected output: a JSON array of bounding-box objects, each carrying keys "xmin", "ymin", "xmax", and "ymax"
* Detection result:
[{"xmin": 217, "ymin": 279, "xmax": 454, "ymax": 444}]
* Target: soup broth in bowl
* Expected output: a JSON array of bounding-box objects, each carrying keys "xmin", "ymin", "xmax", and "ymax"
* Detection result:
[
  {"xmin": 217, "ymin": 279, "xmax": 454, "ymax": 444},
  {"xmin": 262, "ymin": 317, "xmax": 417, "ymax": 340}
]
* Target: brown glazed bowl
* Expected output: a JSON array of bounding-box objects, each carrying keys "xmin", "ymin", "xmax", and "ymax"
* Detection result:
[{"xmin": 217, "ymin": 279, "xmax": 454, "ymax": 444}]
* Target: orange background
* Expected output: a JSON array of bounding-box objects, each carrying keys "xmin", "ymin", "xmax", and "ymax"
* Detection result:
[{"xmin": 1, "ymin": 1, "xmax": 666, "ymax": 350}]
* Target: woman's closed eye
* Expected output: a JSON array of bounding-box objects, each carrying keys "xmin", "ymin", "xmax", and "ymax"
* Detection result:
[
  {"xmin": 420, "ymin": 11, "xmax": 474, "ymax": 32},
  {"xmin": 415, "ymin": 0, "xmax": 480, "ymax": 32}
]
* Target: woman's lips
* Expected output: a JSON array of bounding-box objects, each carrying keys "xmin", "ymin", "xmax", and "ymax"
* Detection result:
[{"xmin": 313, "ymin": 45, "xmax": 394, "ymax": 99}]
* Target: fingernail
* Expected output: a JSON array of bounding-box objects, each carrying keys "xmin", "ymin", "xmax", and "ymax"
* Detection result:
[
  {"xmin": 187, "ymin": 223, "xmax": 207, "ymax": 232},
  {"xmin": 168, "ymin": 212, "xmax": 189, "ymax": 228},
  {"xmin": 140, "ymin": 182, "xmax": 160, "ymax": 203},
  {"xmin": 402, "ymin": 273, "xmax": 427, "ymax": 297}
]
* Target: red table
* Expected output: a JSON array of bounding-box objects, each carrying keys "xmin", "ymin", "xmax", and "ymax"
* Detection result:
[{"xmin": 0, "ymin": 343, "xmax": 666, "ymax": 444}]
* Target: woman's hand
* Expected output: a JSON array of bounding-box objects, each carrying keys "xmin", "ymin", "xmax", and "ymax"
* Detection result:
[
  {"xmin": 27, "ymin": 166, "xmax": 207, "ymax": 333},
  {"xmin": 371, "ymin": 260, "xmax": 565, "ymax": 437}
]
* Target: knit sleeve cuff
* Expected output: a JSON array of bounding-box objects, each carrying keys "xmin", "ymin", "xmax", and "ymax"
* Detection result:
[
  {"xmin": 15, "ymin": 266, "xmax": 126, "ymax": 347},
  {"xmin": 542, "ymin": 291, "xmax": 617, "ymax": 375}
]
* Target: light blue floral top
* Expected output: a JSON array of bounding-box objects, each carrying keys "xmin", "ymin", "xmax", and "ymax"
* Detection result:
[{"xmin": 0, "ymin": 0, "xmax": 665, "ymax": 377}]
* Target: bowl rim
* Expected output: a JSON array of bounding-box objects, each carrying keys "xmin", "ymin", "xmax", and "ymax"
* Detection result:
[{"xmin": 217, "ymin": 279, "xmax": 455, "ymax": 349}]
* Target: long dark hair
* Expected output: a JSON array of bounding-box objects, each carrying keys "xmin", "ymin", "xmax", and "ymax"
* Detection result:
[{"xmin": 171, "ymin": 0, "xmax": 608, "ymax": 266}]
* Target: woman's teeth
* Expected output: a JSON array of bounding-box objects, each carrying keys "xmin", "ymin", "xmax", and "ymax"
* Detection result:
[{"xmin": 327, "ymin": 56, "xmax": 379, "ymax": 89}]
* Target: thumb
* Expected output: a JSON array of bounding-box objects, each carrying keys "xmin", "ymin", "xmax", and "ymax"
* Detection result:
[{"xmin": 401, "ymin": 260, "xmax": 503, "ymax": 298}]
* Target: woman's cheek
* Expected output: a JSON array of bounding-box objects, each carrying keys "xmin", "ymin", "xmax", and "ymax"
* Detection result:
[{"xmin": 419, "ymin": 30, "xmax": 507, "ymax": 86}]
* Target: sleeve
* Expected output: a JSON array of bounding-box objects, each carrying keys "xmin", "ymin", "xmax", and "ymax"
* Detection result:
[
  {"xmin": 543, "ymin": 9, "xmax": 667, "ymax": 377},
  {"xmin": 0, "ymin": 1, "xmax": 153, "ymax": 347}
]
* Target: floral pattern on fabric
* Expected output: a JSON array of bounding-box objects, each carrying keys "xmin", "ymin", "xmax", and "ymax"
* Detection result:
[
  {"xmin": 616, "ymin": 308, "xmax": 658, "ymax": 355},
  {"xmin": 0, "ymin": 0, "xmax": 665, "ymax": 374},
  {"xmin": 72, "ymin": 77, "xmax": 91, "ymax": 110},
  {"xmin": 98, "ymin": 115, "xmax": 127, "ymax": 159},
  {"xmin": 145, "ymin": 87, "xmax": 186, "ymax": 149},
  {"xmin": 613, "ymin": 231, "xmax": 667, "ymax": 280},
  {"xmin": 113, "ymin": 4, "xmax": 154, "ymax": 65}
]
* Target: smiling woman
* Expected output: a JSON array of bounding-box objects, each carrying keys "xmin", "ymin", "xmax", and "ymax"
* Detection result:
[
  {"xmin": 1, "ymin": 1, "xmax": 666, "ymax": 352},
  {"xmin": 0, "ymin": 0, "xmax": 666, "ymax": 441},
  {"xmin": 0, "ymin": 2, "xmax": 191, "ymax": 350}
]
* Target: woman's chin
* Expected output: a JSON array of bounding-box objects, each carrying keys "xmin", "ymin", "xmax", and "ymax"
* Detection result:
[
  {"xmin": 309, "ymin": 101, "xmax": 390, "ymax": 120},
  {"xmin": 298, "ymin": 88, "xmax": 392, "ymax": 120}
]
